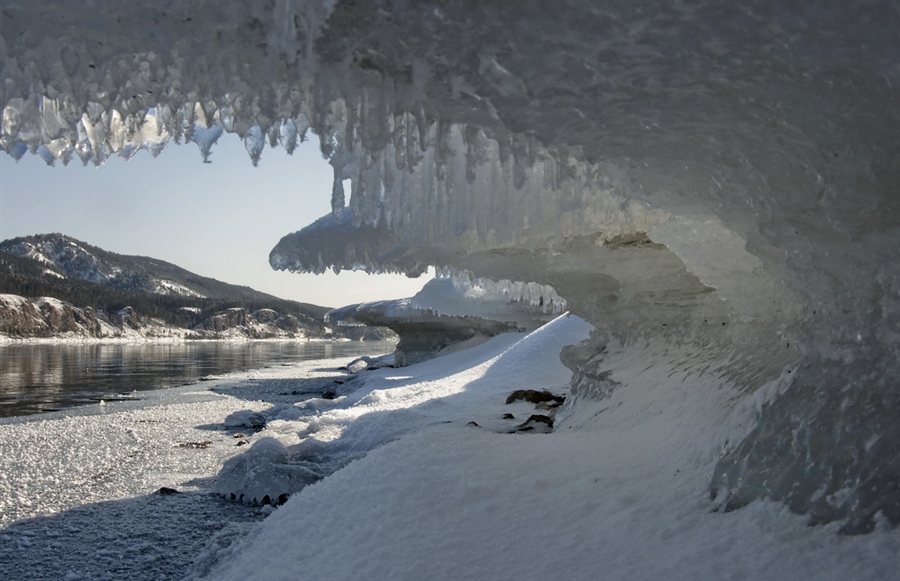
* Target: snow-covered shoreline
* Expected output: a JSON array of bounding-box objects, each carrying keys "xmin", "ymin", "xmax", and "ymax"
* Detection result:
[
  {"xmin": 2, "ymin": 315, "xmax": 897, "ymax": 580},
  {"xmin": 0, "ymin": 335, "xmax": 357, "ymax": 345},
  {"xmin": 196, "ymin": 315, "xmax": 900, "ymax": 581},
  {"xmin": 0, "ymin": 355, "xmax": 366, "ymax": 580}
]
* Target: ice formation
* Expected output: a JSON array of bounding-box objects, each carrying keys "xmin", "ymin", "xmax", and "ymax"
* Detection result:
[
  {"xmin": 326, "ymin": 276, "xmax": 561, "ymax": 365},
  {"xmin": 2, "ymin": 1, "xmax": 898, "ymax": 532}
]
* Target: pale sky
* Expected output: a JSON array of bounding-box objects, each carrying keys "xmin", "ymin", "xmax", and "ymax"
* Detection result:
[{"xmin": 0, "ymin": 135, "xmax": 430, "ymax": 308}]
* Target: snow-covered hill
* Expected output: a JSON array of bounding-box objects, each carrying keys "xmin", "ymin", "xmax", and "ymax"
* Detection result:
[
  {"xmin": 0, "ymin": 293, "xmax": 342, "ymax": 341},
  {"xmin": 0, "ymin": 235, "xmax": 387, "ymax": 341},
  {"xmin": 3, "ymin": 233, "xmax": 266, "ymax": 300}
]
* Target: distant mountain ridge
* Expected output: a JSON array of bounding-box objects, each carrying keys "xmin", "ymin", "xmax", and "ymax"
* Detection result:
[
  {"xmin": 0, "ymin": 233, "xmax": 391, "ymax": 341},
  {"xmin": 1, "ymin": 233, "xmax": 291, "ymax": 302}
]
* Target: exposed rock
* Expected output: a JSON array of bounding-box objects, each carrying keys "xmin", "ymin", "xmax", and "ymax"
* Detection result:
[
  {"xmin": 190, "ymin": 308, "xmax": 312, "ymax": 339},
  {"xmin": 177, "ymin": 441, "xmax": 213, "ymax": 450},
  {"xmin": 513, "ymin": 414, "xmax": 554, "ymax": 433},
  {"xmin": 0, "ymin": 292, "xmax": 336, "ymax": 341},
  {"xmin": 505, "ymin": 390, "xmax": 565, "ymax": 406},
  {"xmin": 0, "ymin": 294, "xmax": 110, "ymax": 338}
]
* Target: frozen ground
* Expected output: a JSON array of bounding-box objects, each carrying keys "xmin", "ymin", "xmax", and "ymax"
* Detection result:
[
  {"xmin": 0, "ymin": 358, "xmax": 365, "ymax": 580},
  {"xmin": 194, "ymin": 314, "xmax": 900, "ymax": 581},
  {"xmin": 1, "ymin": 316, "xmax": 897, "ymax": 580}
]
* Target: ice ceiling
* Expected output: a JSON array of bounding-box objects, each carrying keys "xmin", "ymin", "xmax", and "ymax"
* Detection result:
[{"xmin": 2, "ymin": 1, "xmax": 898, "ymax": 532}]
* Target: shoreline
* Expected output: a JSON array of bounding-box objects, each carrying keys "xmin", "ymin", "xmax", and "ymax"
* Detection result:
[
  {"xmin": 2, "ymin": 318, "xmax": 897, "ymax": 580},
  {"xmin": 0, "ymin": 355, "xmax": 361, "ymax": 580},
  {"xmin": 1, "ymin": 338, "xmax": 397, "ymax": 421},
  {"xmin": 0, "ymin": 335, "xmax": 367, "ymax": 345}
]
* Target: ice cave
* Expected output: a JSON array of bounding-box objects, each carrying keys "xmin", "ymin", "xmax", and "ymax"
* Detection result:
[{"xmin": 2, "ymin": 0, "xmax": 897, "ymax": 537}]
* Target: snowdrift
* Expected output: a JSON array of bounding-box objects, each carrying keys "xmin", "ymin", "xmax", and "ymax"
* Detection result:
[{"xmin": 195, "ymin": 315, "xmax": 898, "ymax": 580}]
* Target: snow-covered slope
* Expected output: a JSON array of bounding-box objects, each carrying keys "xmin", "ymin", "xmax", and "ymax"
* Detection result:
[
  {"xmin": 0, "ymin": 293, "xmax": 328, "ymax": 341},
  {"xmin": 0, "ymin": 234, "xmax": 351, "ymax": 340},
  {"xmin": 1, "ymin": 0, "xmax": 897, "ymax": 538},
  {"xmin": 195, "ymin": 315, "xmax": 898, "ymax": 580},
  {"xmin": 4, "ymin": 234, "xmax": 242, "ymax": 299}
]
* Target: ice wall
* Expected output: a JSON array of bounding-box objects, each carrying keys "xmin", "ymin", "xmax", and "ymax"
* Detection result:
[{"xmin": 2, "ymin": 1, "xmax": 898, "ymax": 532}]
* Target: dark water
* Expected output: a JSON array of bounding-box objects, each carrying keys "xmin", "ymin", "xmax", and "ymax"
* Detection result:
[{"xmin": 0, "ymin": 341, "xmax": 395, "ymax": 417}]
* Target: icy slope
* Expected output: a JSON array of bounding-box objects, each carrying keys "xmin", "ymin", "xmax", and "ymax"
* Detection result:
[{"xmin": 2, "ymin": 1, "xmax": 898, "ymax": 530}]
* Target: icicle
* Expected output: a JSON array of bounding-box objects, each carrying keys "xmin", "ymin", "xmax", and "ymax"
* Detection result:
[
  {"xmin": 279, "ymin": 118, "xmax": 299, "ymax": 154},
  {"xmin": 243, "ymin": 125, "xmax": 265, "ymax": 167},
  {"xmin": 330, "ymin": 165, "xmax": 346, "ymax": 218}
]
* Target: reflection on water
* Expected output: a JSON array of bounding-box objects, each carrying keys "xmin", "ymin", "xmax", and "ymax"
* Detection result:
[{"xmin": 0, "ymin": 341, "xmax": 394, "ymax": 417}]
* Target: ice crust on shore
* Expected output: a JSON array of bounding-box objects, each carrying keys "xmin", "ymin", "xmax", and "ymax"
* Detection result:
[
  {"xmin": 2, "ymin": 0, "xmax": 898, "ymax": 538},
  {"xmin": 0, "ymin": 320, "xmax": 897, "ymax": 580}
]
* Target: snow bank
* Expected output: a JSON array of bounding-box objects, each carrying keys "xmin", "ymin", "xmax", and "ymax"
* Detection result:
[
  {"xmin": 208, "ymin": 314, "xmax": 592, "ymax": 509},
  {"xmin": 196, "ymin": 315, "xmax": 899, "ymax": 580}
]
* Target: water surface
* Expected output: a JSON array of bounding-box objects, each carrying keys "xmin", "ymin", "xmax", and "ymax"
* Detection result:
[{"xmin": 0, "ymin": 341, "xmax": 394, "ymax": 417}]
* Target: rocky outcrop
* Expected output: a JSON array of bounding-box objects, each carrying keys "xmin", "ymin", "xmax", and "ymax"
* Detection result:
[
  {"xmin": 190, "ymin": 307, "xmax": 312, "ymax": 339},
  {"xmin": 0, "ymin": 294, "xmax": 108, "ymax": 338},
  {"xmin": 0, "ymin": 293, "xmax": 356, "ymax": 341}
]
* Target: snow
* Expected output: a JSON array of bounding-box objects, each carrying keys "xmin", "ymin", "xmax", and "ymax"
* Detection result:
[
  {"xmin": 155, "ymin": 279, "xmax": 205, "ymax": 298},
  {"xmin": 192, "ymin": 315, "xmax": 898, "ymax": 581},
  {"xmin": 0, "ymin": 316, "xmax": 897, "ymax": 580},
  {"xmin": 329, "ymin": 275, "xmax": 563, "ymax": 325},
  {"xmin": 0, "ymin": 354, "xmax": 381, "ymax": 579}
]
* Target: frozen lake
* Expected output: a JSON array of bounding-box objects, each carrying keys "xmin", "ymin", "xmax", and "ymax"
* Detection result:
[{"xmin": 0, "ymin": 340, "xmax": 395, "ymax": 417}]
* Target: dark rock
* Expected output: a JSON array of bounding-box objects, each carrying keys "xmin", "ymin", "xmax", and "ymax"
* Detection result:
[
  {"xmin": 177, "ymin": 441, "xmax": 212, "ymax": 449},
  {"xmin": 505, "ymin": 389, "xmax": 565, "ymax": 405},
  {"xmin": 502, "ymin": 413, "xmax": 515, "ymax": 420},
  {"xmin": 321, "ymin": 391, "xmax": 337, "ymax": 400},
  {"xmin": 518, "ymin": 414, "xmax": 554, "ymax": 428},
  {"xmin": 512, "ymin": 414, "xmax": 554, "ymax": 433},
  {"xmin": 156, "ymin": 487, "xmax": 180, "ymax": 495},
  {"xmin": 466, "ymin": 421, "xmax": 480, "ymax": 427}
]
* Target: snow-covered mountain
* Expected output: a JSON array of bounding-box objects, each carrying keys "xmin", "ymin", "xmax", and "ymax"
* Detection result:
[
  {"xmin": 0, "ymin": 234, "xmax": 386, "ymax": 341},
  {"xmin": 3, "ymin": 233, "xmax": 259, "ymax": 300}
]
